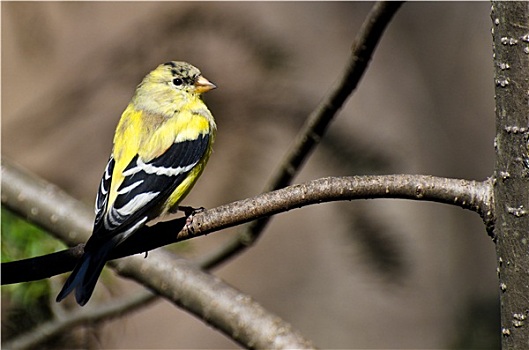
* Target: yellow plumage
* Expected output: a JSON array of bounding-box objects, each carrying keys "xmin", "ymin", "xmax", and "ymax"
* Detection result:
[
  {"xmin": 57, "ymin": 61, "xmax": 216, "ymax": 306},
  {"xmin": 110, "ymin": 105, "xmax": 215, "ymax": 213}
]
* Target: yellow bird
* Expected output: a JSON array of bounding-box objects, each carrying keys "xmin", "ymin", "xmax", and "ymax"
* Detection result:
[{"xmin": 56, "ymin": 61, "xmax": 217, "ymax": 306}]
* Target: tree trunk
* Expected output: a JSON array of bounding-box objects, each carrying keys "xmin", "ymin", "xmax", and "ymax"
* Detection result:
[{"xmin": 491, "ymin": 1, "xmax": 529, "ymax": 349}]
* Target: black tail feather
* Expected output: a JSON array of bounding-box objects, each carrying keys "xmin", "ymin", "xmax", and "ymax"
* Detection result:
[{"xmin": 56, "ymin": 240, "xmax": 117, "ymax": 306}]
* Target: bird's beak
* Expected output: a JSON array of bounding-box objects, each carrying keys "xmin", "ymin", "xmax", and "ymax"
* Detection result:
[{"xmin": 195, "ymin": 75, "xmax": 217, "ymax": 93}]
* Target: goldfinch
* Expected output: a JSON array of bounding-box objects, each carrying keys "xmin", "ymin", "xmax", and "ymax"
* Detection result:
[{"xmin": 56, "ymin": 61, "xmax": 217, "ymax": 306}]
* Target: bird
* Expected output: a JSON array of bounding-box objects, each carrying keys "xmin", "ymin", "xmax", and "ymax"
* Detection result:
[{"xmin": 56, "ymin": 61, "xmax": 217, "ymax": 306}]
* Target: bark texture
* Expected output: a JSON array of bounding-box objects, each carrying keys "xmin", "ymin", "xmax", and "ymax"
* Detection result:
[{"xmin": 491, "ymin": 2, "xmax": 529, "ymax": 348}]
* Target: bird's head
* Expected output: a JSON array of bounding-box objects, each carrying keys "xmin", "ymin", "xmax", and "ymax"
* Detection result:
[
  {"xmin": 158, "ymin": 61, "xmax": 216, "ymax": 94},
  {"xmin": 133, "ymin": 61, "xmax": 216, "ymax": 115}
]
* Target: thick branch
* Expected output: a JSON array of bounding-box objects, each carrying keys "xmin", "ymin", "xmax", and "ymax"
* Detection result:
[
  {"xmin": 112, "ymin": 250, "xmax": 315, "ymax": 349},
  {"xmin": 1, "ymin": 161, "xmax": 94, "ymax": 243},
  {"xmin": 1, "ymin": 159, "xmax": 315, "ymax": 349},
  {"xmin": 2, "ymin": 159, "xmax": 493, "ymax": 284}
]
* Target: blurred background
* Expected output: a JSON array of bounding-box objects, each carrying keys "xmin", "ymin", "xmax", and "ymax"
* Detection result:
[{"xmin": 2, "ymin": 2, "xmax": 499, "ymax": 349}]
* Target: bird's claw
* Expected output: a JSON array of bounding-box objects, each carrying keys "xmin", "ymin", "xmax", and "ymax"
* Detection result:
[{"xmin": 178, "ymin": 206, "xmax": 205, "ymax": 234}]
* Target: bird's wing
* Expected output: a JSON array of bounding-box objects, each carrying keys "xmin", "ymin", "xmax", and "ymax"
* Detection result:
[
  {"xmin": 92, "ymin": 134, "xmax": 210, "ymax": 241},
  {"xmin": 94, "ymin": 156, "xmax": 114, "ymax": 227}
]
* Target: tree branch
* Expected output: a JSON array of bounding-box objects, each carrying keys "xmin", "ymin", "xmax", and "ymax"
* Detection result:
[
  {"xmin": 2, "ymin": 290, "xmax": 158, "ymax": 350},
  {"xmin": 200, "ymin": 1, "xmax": 405, "ymax": 269},
  {"xmin": 112, "ymin": 250, "xmax": 315, "ymax": 349},
  {"xmin": 1, "ymin": 159, "xmax": 315, "ymax": 349},
  {"xmin": 6, "ymin": 254, "xmax": 317, "ymax": 350},
  {"xmin": 2, "ymin": 158, "xmax": 493, "ymax": 284},
  {"xmin": 1, "ymin": 160, "xmax": 493, "ymax": 348},
  {"xmin": 270, "ymin": 1, "xmax": 404, "ymax": 191}
]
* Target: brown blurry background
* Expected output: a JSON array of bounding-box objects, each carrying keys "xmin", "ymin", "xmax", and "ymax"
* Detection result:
[{"xmin": 2, "ymin": 2, "xmax": 498, "ymax": 349}]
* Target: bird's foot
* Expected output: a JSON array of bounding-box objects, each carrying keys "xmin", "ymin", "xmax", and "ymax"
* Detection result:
[{"xmin": 178, "ymin": 206, "xmax": 205, "ymax": 233}]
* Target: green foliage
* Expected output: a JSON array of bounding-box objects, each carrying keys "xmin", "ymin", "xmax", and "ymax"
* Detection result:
[{"xmin": 1, "ymin": 207, "xmax": 65, "ymax": 306}]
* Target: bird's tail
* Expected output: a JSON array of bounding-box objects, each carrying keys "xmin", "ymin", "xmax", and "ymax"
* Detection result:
[{"xmin": 56, "ymin": 240, "xmax": 117, "ymax": 306}]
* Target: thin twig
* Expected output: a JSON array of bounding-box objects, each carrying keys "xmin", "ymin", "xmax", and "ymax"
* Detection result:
[
  {"xmin": 201, "ymin": 1, "xmax": 405, "ymax": 269},
  {"xmin": 3, "ymin": 290, "xmax": 158, "ymax": 350}
]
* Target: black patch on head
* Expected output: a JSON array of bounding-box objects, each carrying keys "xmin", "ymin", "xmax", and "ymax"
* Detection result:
[{"xmin": 164, "ymin": 62, "xmax": 199, "ymax": 86}]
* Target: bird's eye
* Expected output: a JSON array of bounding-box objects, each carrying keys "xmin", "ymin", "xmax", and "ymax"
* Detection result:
[{"xmin": 173, "ymin": 78, "xmax": 183, "ymax": 86}]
